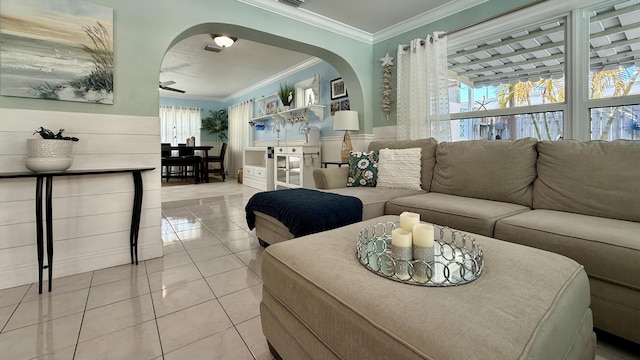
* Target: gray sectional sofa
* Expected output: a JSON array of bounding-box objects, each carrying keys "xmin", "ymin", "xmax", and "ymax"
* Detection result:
[{"xmin": 306, "ymin": 137, "xmax": 640, "ymax": 345}]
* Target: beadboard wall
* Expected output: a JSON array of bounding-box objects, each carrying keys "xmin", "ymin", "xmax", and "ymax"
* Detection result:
[{"xmin": 0, "ymin": 108, "xmax": 162, "ymax": 290}]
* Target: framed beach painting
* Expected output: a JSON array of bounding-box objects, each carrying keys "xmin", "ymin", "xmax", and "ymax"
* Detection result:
[{"xmin": 0, "ymin": 0, "xmax": 114, "ymax": 104}]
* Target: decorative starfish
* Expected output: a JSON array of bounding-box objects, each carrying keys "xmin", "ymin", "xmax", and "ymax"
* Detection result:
[
  {"xmin": 474, "ymin": 96, "xmax": 491, "ymax": 111},
  {"xmin": 380, "ymin": 52, "xmax": 394, "ymax": 67}
]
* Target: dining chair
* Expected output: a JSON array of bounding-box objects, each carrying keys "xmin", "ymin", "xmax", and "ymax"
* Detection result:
[{"xmin": 208, "ymin": 143, "xmax": 227, "ymax": 181}]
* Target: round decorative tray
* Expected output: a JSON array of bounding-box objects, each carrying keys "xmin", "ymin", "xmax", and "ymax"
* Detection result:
[{"xmin": 356, "ymin": 221, "xmax": 484, "ymax": 286}]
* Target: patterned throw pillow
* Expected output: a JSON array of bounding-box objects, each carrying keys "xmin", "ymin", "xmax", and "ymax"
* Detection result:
[{"xmin": 347, "ymin": 151, "xmax": 379, "ymax": 187}]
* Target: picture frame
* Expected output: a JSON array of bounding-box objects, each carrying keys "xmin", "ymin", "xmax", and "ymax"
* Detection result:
[
  {"xmin": 266, "ymin": 100, "xmax": 277, "ymax": 115},
  {"xmin": 330, "ymin": 78, "xmax": 347, "ymax": 99},
  {"xmin": 330, "ymin": 101, "xmax": 340, "ymax": 116},
  {"xmin": 339, "ymin": 99, "xmax": 350, "ymax": 111}
]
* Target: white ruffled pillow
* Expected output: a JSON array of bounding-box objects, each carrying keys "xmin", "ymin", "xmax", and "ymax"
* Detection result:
[{"xmin": 376, "ymin": 148, "xmax": 422, "ymax": 190}]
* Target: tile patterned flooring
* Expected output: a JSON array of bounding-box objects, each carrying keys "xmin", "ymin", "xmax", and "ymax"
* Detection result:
[{"xmin": 0, "ymin": 181, "xmax": 638, "ymax": 359}]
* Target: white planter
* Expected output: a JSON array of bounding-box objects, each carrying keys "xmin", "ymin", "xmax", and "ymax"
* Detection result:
[{"xmin": 25, "ymin": 139, "xmax": 74, "ymax": 172}]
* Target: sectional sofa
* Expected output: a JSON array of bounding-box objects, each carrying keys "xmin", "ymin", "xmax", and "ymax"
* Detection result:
[{"xmin": 300, "ymin": 137, "xmax": 640, "ymax": 345}]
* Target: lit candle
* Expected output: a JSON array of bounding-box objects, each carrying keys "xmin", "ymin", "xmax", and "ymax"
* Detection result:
[
  {"xmin": 413, "ymin": 223, "xmax": 434, "ymax": 248},
  {"xmin": 399, "ymin": 212, "xmax": 420, "ymax": 232}
]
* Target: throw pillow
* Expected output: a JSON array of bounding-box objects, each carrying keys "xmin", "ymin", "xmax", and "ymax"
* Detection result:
[
  {"xmin": 347, "ymin": 151, "xmax": 379, "ymax": 187},
  {"xmin": 377, "ymin": 148, "xmax": 422, "ymax": 190}
]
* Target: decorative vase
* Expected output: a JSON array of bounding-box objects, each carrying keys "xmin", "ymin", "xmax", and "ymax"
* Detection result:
[
  {"xmin": 25, "ymin": 139, "xmax": 74, "ymax": 172},
  {"xmin": 282, "ymin": 105, "xmax": 290, "ymax": 111}
]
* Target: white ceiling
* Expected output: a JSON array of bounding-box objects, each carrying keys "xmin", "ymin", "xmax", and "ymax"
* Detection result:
[{"xmin": 159, "ymin": 0, "xmax": 466, "ymax": 101}]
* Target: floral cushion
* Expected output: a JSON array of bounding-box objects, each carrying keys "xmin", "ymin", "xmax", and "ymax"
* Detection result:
[{"xmin": 347, "ymin": 151, "xmax": 379, "ymax": 187}]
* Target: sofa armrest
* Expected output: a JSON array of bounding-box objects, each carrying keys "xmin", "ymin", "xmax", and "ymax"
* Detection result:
[{"xmin": 313, "ymin": 167, "xmax": 350, "ymax": 189}]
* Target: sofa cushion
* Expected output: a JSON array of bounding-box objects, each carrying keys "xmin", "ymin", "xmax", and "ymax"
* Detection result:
[
  {"xmin": 431, "ymin": 138, "xmax": 538, "ymax": 207},
  {"xmin": 347, "ymin": 150, "xmax": 378, "ymax": 187},
  {"xmin": 494, "ymin": 209, "xmax": 640, "ymax": 290},
  {"xmin": 533, "ymin": 140, "xmax": 640, "ymax": 222},
  {"xmin": 377, "ymin": 148, "xmax": 422, "ymax": 190},
  {"xmin": 368, "ymin": 138, "xmax": 437, "ymax": 191},
  {"xmin": 385, "ymin": 193, "xmax": 530, "ymax": 237},
  {"xmin": 321, "ymin": 187, "xmax": 426, "ymax": 220}
]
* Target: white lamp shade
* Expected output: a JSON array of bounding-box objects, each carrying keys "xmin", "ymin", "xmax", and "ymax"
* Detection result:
[
  {"xmin": 333, "ymin": 110, "xmax": 360, "ymax": 131},
  {"xmin": 213, "ymin": 35, "xmax": 235, "ymax": 48}
]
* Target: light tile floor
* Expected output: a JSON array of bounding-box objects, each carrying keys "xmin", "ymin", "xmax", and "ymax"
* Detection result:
[{"xmin": 0, "ymin": 181, "xmax": 638, "ymax": 359}]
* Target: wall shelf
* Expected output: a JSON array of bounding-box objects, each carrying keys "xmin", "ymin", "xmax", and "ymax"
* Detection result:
[{"xmin": 278, "ymin": 105, "xmax": 325, "ymax": 122}]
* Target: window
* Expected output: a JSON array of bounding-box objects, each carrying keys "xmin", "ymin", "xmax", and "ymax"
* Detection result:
[
  {"xmin": 445, "ymin": 0, "xmax": 640, "ymax": 141},
  {"xmin": 588, "ymin": 1, "xmax": 640, "ymax": 140},
  {"xmin": 159, "ymin": 106, "xmax": 202, "ymax": 145},
  {"xmin": 448, "ymin": 18, "xmax": 566, "ymax": 140}
]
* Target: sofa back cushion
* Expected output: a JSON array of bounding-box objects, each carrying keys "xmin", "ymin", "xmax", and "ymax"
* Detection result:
[
  {"xmin": 368, "ymin": 138, "xmax": 437, "ymax": 191},
  {"xmin": 533, "ymin": 140, "xmax": 640, "ymax": 222},
  {"xmin": 431, "ymin": 138, "xmax": 538, "ymax": 207}
]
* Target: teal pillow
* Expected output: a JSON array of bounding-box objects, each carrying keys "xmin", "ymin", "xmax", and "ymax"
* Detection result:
[{"xmin": 347, "ymin": 151, "xmax": 379, "ymax": 187}]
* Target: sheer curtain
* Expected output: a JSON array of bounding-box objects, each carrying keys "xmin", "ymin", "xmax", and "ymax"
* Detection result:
[
  {"xmin": 396, "ymin": 32, "xmax": 451, "ymax": 141},
  {"xmin": 228, "ymin": 100, "xmax": 253, "ymax": 178},
  {"xmin": 159, "ymin": 106, "xmax": 202, "ymax": 145}
]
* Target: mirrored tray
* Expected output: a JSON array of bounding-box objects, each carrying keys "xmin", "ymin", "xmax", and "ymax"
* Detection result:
[{"xmin": 356, "ymin": 221, "xmax": 484, "ymax": 286}]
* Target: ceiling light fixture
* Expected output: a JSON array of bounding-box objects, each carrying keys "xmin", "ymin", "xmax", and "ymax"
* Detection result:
[{"xmin": 211, "ymin": 34, "xmax": 237, "ymax": 48}]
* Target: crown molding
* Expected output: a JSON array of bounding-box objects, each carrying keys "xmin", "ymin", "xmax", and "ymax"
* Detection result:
[
  {"xmin": 372, "ymin": 0, "xmax": 488, "ymax": 44},
  {"xmin": 237, "ymin": 0, "xmax": 373, "ymax": 44},
  {"xmin": 228, "ymin": 57, "xmax": 322, "ymax": 100}
]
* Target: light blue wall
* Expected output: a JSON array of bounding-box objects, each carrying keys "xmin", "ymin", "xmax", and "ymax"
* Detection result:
[{"xmin": 160, "ymin": 60, "xmax": 342, "ymax": 144}]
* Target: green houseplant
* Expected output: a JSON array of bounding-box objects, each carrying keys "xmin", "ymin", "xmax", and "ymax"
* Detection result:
[
  {"xmin": 26, "ymin": 127, "xmax": 80, "ymax": 172},
  {"xmin": 201, "ymin": 109, "xmax": 228, "ymax": 143},
  {"xmin": 278, "ymin": 83, "xmax": 295, "ymax": 108}
]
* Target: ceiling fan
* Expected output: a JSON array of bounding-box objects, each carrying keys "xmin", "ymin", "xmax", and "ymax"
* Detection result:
[{"xmin": 159, "ymin": 81, "xmax": 185, "ymax": 93}]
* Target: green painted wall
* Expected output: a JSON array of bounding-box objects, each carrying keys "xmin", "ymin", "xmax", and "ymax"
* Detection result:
[
  {"xmin": 0, "ymin": 0, "xmax": 372, "ymax": 128},
  {"xmin": 1, "ymin": 0, "xmax": 544, "ymax": 133}
]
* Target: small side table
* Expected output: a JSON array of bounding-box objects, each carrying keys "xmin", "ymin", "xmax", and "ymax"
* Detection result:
[
  {"xmin": 0, "ymin": 167, "xmax": 154, "ymax": 293},
  {"xmin": 322, "ymin": 161, "xmax": 349, "ymax": 168}
]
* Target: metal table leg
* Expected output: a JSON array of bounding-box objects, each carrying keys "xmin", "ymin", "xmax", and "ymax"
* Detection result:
[
  {"xmin": 45, "ymin": 176, "xmax": 53, "ymax": 292},
  {"xmin": 130, "ymin": 171, "xmax": 143, "ymax": 265},
  {"xmin": 35, "ymin": 177, "xmax": 44, "ymax": 294}
]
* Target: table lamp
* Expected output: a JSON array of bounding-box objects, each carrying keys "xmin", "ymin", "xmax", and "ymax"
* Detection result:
[{"xmin": 333, "ymin": 110, "xmax": 360, "ymax": 163}]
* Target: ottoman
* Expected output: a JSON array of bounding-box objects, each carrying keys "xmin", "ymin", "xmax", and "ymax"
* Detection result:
[{"xmin": 261, "ymin": 215, "xmax": 595, "ymax": 360}]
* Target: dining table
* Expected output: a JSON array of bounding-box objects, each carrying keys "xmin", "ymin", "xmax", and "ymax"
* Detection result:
[{"xmin": 169, "ymin": 145, "xmax": 214, "ymax": 182}]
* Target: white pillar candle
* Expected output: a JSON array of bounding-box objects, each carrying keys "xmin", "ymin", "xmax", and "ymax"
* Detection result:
[
  {"xmin": 413, "ymin": 223, "xmax": 434, "ymax": 248},
  {"xmin": 391, "ymin": 228, "xmax": 412, "ymax": 248},
  {"xmin": 399, "ymin": 212, "xmax": 420, "ymax": 232}
]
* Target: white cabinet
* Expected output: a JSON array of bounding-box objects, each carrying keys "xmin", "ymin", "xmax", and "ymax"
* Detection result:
[
  {"xmin": 243, "ymin": 147, "xmax": 274, "ymax": 191},
  {"xmin": 274, "ymin": 146, "xmax": 321, "ymax": 189}
]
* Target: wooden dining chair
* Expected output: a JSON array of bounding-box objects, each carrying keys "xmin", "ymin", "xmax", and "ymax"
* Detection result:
[{"xmin": 208, "ymin": 143, "xmax": 227, "ymax": 181}]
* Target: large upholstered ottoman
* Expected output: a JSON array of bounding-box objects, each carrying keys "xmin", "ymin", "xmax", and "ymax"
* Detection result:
[{"xmin": 261, "ymin": 215, "xmax": 595, "ymax": 359}]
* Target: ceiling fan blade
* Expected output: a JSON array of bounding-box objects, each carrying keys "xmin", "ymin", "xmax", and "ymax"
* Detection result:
[
  {"xmin": 159, "ymin": 80, "xmax": 176, "ymax": 86},
  {"xmin": 159, "ymin": 84, "xmax": 186, "ymax": 93}
]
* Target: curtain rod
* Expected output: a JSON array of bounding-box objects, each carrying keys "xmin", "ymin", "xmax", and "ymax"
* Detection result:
[{"xmin": 401, "ymin": 0, "xmax": 546, "ymax": 51}]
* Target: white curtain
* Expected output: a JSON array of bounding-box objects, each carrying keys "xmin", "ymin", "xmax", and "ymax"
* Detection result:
[
  {"xmin": 228, "ymin": 100, "xmax": 253, "ymax": 178},
  {"xmin": 396, "ymin": 32, "xmax": 451, "ymax": 141},
  {"xmin": 159, "ymin": 106, "xmax": 202, "ymax": 145}
]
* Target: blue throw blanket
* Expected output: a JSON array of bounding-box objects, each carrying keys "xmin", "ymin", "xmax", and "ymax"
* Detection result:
[{"xmin": 245, "ymin": 188, "xmax": 363, "ymax": 238}]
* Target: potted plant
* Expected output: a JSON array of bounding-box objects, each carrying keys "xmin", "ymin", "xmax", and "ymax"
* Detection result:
[
  {"xmin": 201, "ymin": 109, "xmax": 228, "ymax": 145},
  {"xmin": 26, "ymin": 127, "xmax": 80, "ymax": 172},
  {"xmin": 278, "ymin": 83, "xmax": 295, "ymax": 110}
]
